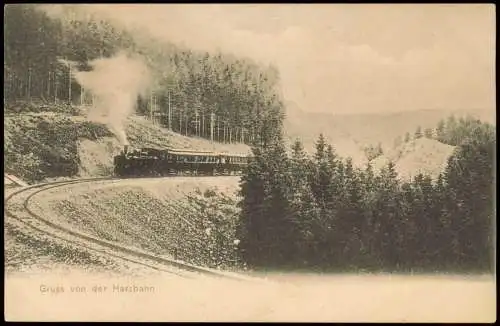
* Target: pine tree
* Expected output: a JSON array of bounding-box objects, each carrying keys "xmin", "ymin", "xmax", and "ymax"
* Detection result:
[
  {"xmin": 363, "ymin": 143, "xmax": 383, "ymax": 161},
  {"xmin": 374, "ymin": 161, "xmax": 401, "ymax": 269},
  {"xmin": 445, "ymin": 115, "xmax": 458, "ymax": 145},
  {"xmin": 443, "ymin": 132, "xmax": 495, "ymax": 271},
  {"xmin": 414, "ymin": 126, "xmax": 423, "ymax": 140},
  {"xmin": 311, "ymin": 134, "xmax": 329, "ymax": 208},
  {"xmin": 339, "ymin": 157, "xmax": 366, "ymax": 267},
  {"xmin": 424, "ymin": 127, "xmax": 433, "ymax": 139},
  {"xmin": 404, "ymin": 132, "xmax": 411, "ymax": 143},
  {"xmin": 398, "ymin": 181, "xmax": 417, "ymax": 269},
  {"xmin": 236, "ymin": 147, "xmax": 267, "ymax": 267},
  {"xmin": 433, "ymin": 173, "xmax": 452, "ymax": 268},
  {"xmin": 325, "ymin": 144, "xmax": 341, "ymax": 210},
  {"xmin": 309, "ymin": 135, "xmax": 345, "ymax": 268},
  {"xmin": 289, "ymin": 139, "xmax": 321, "ymax": 267},
  {"xmin": 411, "ymin": 173, "xmax": 436, "ymax": 268},
  {"xmin": 435, "ymin": 119, "xmax": 446, "ymax": 142},
  {"xmin": 237, "ymin": 109, "xmax": 298, "ymax": 268}
]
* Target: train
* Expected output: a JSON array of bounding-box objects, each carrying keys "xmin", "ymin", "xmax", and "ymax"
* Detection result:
[{"xmin": 113, "ymin": 145, "xmax": 251, "ymax": 177}]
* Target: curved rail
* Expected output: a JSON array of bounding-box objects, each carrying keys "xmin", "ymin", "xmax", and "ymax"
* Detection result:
[{"xmin": 5, "ymin": 177, "xmax": 256, "ymax": 282}]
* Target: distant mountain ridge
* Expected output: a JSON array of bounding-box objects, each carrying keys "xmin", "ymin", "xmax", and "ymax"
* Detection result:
[{"xmin": 283, "ymin": 100, "xmax": 494, "ymax": 166}]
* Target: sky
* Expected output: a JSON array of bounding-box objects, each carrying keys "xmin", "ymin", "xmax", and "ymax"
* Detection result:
[{"xmin": 49, "ymin": 4, "xmax": 496, "ymax": 115}]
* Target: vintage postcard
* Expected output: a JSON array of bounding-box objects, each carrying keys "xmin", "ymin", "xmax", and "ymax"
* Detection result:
[{"xmin": 4, "ymin": 4, "xmax": 496, "ymax": 322}]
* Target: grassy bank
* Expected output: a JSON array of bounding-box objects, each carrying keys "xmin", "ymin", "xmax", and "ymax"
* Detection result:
[{"xmin": 30, "ymin": 177, "xmax": 244, "ymax": 272}]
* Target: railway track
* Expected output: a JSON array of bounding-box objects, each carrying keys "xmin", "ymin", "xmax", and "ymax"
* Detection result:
[{"xmin": 5, "ymin": 176, "xmax": 255, "ymax": 282}]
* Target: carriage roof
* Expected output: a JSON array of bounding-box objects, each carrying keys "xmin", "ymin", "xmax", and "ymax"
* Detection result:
[
  {"xmin": 167, "ymin": 149, "xmax": 218, "ymax": 156},
  {"xmin": 167, "ymin": 149, "xmax": 250, "ymax": 158}
]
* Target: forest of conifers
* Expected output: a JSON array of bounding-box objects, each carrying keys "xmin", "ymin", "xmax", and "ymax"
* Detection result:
[
  {"xmin": 4, "ymin": 4, "xmax": 283, "ymax": 144},
  {"xmin": 237, "ymin": 112, "xmax": 495, "ymax": 273}
]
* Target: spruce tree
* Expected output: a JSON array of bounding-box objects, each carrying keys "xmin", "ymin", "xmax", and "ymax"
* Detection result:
[
  {"xmin": 311, "ymin": 134, "xmax": 329, "ymax": 208},
  {"xmin": 433, "ymin": 173, "xmax": 452, "ymax": 268},
  {"xmin": 358, "ymin": 162, "xmax": 378, "ymax": 269},
  {"xmin": 435, "ymin": 119, "xmax": 446, "ymax": 142},
  {"xmin": 340, "ymin": 157, "xmax": 366, "ymax": 267},
  {"xmin": 411, "ymin": 173, "xmax": 435, "ymax": 267},
  {"xmin": 237, "ymin": 146, "xmax": 268, "ymax": 267},
  {"xmin": 443, "ymin": 133, "xmax": 495, "ymax": 271},
  {"xmin": 404, "ymin": 132, "xmax": 411, "ymax": 143},
  {"xmin": 399, "ymin": 181, "xmax": 417, "ymax": 269},
  {"xmin": 237, "ymin": 102, "xmax": 299, "ymax": 269},
  {"xmin": 375, "ymin": 161, "xmax": 401, "ymax": 269},
  {"xmin": 414, "ymin": 126, "xmax": 423, "ymax": 140},
  {"xmin": 424, "ymin": 127, "xmax": 433, "ymax": 139},
  {"xmin": 289, "ymin": 139, "xmax": 321, "ymax": 267}
]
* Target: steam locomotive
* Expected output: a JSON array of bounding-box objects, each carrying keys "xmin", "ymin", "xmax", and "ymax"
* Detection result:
[{"xmin": 113, "ymin": 145, "xmax": 251, "ymax": 177}]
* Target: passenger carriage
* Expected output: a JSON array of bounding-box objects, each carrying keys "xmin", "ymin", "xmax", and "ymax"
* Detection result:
[{"xmin": 113, "ymin": 146, "xmax": 250, "ymax": 177}]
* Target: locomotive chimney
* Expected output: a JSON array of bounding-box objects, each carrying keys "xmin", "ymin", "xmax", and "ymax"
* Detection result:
[{"xmin": 124, "ymin": 145, "xmax": 129, "ymax": 154}]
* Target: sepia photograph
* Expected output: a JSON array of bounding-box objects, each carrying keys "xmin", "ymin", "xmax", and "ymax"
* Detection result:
[{"xmin": 4, "ymin": 4, "xmax": 496, "ymax": 322}]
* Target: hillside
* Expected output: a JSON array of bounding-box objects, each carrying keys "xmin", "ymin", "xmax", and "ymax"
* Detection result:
[
  {"xmin": 370, "ymin": 138, "xmax": 457, "ymax": 181},
  {"xmin": 27, "ymin": 176, "xmax": 243, "ymax": 271},
  {"xmin": 4, "ymin": 104, "xmax": 250, "ymax": 183},
  {"xmin": 284, "ymin": 101, "xmax": 494, "ymax": 161},
  {"xmin": 78, "ymin": 114, "xmax": 251, "ymax": 177}
]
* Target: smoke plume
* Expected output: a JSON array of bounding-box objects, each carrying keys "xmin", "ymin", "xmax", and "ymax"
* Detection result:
[{"xmin": 63, "ymin": 51, "xmax": 151, "ymax": 145}]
